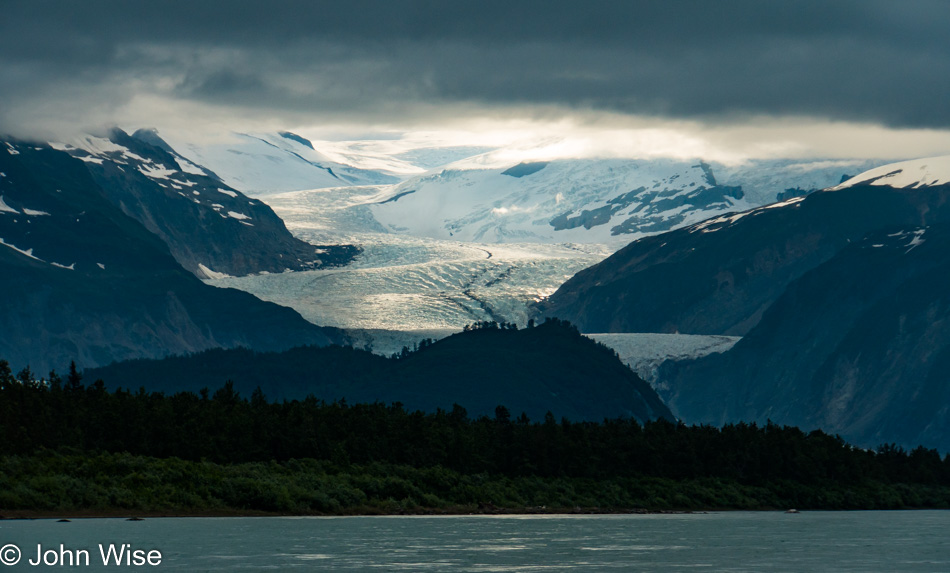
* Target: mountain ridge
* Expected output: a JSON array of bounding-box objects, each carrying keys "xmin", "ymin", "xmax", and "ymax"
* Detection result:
[
  {"xmin": 660, "ymin": 218, "xmax": 950, "ymax": 452},
  {"xmin": 535, "ymin": 184, "xmax": 940, "ymax": 335},
  {"xmin": 834, "ymin": 155, "xmax": 950, "ymax": 190},
  {"xmin": 0, "ymin": 140, "xmax": 347, "ymax": 373},
  {"xmin": 54, "ymin": 128, "xmax": 360, "ymax": 278},
  {"xmin": 365, "ymin": 155, "xmax": 885, "ymax": 245}
]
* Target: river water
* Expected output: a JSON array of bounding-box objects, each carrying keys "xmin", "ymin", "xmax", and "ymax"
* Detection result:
[{"xmin": 0, "ymin": 511, "xmax": 947, "ymax": 571}]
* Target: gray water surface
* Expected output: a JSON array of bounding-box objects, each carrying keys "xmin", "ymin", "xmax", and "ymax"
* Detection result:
[{"xmin": 1, "ymin": 511, "xmax": 947, "ymax": 571}]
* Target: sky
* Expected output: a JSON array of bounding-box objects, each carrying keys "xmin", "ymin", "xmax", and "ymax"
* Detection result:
[{"xmin": 3, "ymin": 0, "xmax": 950, "ymax": 161}]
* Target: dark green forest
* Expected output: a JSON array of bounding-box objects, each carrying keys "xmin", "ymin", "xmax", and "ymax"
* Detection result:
[
  {"xmin": 84, "ymin": 319, "xmax": 673, "ymax": 424},
  {"xmin": 2, "ymin": 354, "xmax": 950, "ymax": 515}
]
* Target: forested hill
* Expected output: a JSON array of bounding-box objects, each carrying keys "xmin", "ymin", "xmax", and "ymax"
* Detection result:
[{"xmin": 86, "ymin": 319, "xmax": 673, "ymax": 424}]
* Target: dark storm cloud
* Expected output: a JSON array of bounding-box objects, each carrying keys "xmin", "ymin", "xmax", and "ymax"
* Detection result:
[{"xmin": 2, "ymin": 0, "xmax": 949, "ymax": 133}]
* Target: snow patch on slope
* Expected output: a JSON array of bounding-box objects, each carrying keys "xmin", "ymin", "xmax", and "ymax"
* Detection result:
[
  {"xmin": 196, "ymin": 263, "xmax": 233, "ymax": 280},
  {"xmin": 689, "ymin": 195, "xmax": 807, "ymax": 234},
  {"xmin": 0, "ymin": 238, "xmax": 42, "ymax": 261},
  {"xmin": 138, "ymin": 163, "xmax": 176, "ymax": 180},
  {"xmin": 834, "ymin": 156, "xmax": 950, "ymax": 190},
  {"xmin": 866, "ymin": 227, "xmax": 929, "ymax": 255},
  {"xmin": 0, "ymin": 196, "xmax": 19, "ymax": 214}
]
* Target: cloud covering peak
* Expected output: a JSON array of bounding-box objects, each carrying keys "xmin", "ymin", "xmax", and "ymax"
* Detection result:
[{"xmin": 3, "ymin": 0, "xmax": 950, "ymax": 155}]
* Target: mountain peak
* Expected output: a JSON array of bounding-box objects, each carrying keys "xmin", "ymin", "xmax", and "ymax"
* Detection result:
[
  {"xmin": 833, "ymin": 155, "xmax": 950, "ymax": 190},
  {"xmin": 278, "ymin": 131, "xmax": 315, "ymax": 150}
]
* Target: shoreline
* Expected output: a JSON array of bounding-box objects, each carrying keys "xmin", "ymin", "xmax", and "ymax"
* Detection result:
[{"xmin": 0, "ymin": 507, "xmax": 712, "ymax": 520}]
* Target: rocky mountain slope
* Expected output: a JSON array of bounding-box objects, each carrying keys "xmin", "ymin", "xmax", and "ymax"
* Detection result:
[
  {"xmin": 0, "ymin": 140, "xmax": 345, "ymax": 374},
  {"xmin": 536, "ymin": 184, "xmax": 949, "ymax": 335},
  {"xmin": 536, "ymin": 155, "xmax": 950, "ymax": 451},
  {"xmin": 54, "ymin": 129, "xmax": 359, "ymax": 278},
  {"xmin": 661, "ymin": 219, "xmax": 950, "ymax": 451}
]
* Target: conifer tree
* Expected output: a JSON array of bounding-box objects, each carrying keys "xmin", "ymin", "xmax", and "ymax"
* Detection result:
[
  {"xmin": 48, "ymin": 369, "xmax": 62, "ymax": 391},
  {"xmin": 0, "ymin": 360, "xmax": 13, "ymax": 389},
  {"xmin": 67, "ymin": 361, "xmax": 83, "ymax": 391}
]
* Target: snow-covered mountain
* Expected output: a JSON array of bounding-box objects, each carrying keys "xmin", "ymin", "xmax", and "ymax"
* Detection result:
[
  {"xmin": 369, "ymin": 157, "xmax": 746, "ymax": 244},
  {"xmin": 834, "ymin": 155, "xmax": 950, "ymax": 190},
  {"xmin": 45, "ymin": 127, "xmax": 888, "ymax": 338},
  {"xmin": 367, "ymin": 154, "xmax": 884, "ymax": 245},
  {"xmin": 50, "ymin": 129, "xmax": 359, "ymax": 277},
  {"xmin": 714, "ymin": 158, "xmax": 882, "ymax": 201},
  {"xmin": 126, "ymin": 128, "xmax": 886, "ymax": 248},
  {"xmin": 163, "ymin": 131, "xmax": 404, "ymax": 195},
  {"xmin": 142, "ymin": 129, "xmax": 885, "ymax": 246},
  {"xmin": 190, "ymin": 142, "xmax": 888, "ymax": 342}
]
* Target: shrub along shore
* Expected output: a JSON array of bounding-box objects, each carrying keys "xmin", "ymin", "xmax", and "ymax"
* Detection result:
[{"xmin": 3, "ymin": 450, "xmax": 950, "ymax": 518}]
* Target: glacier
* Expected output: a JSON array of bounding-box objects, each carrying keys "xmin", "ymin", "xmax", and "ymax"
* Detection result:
[{"xmin": 91, "ymin": 129, "xmax": 893, "ymax": 372}]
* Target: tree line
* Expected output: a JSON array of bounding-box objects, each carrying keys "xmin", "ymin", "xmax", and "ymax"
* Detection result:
[{"xmin": 1, "ymin": 358, "xmax": 947, "ymax": 491}]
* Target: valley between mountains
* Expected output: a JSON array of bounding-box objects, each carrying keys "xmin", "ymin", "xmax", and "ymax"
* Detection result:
[{"xmin": 4, "ymin": 128, "xmax": 950, "ymax": 453}]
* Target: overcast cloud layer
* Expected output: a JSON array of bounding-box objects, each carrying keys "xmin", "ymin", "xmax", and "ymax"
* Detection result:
[{"xmin": 2, "ymin": 0, "xmax": 950, "ymax": 156}]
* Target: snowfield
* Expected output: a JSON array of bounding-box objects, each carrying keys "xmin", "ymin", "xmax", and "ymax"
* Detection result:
[
  {"xmin": 163, "ymin": 132, "xmax": 402, "ymax": 194},
  {"xmin": 834, "ymin": 155, "xmax": 950, "ymax": 190},
  {"xmin": 369, "ymin": 157, "xmax": 749, "ymax": 245}
]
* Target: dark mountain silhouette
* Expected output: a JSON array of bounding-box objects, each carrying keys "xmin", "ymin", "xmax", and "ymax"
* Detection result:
[
  {"xmin": 538, "ymin": 185, "xmax": 950, "ymax": 336},
  {"xmin": 0, "ymin": 140, "xmax": 345, "ymax": 373},
  {"xmin": 87, "ymin": 320, "xmax": 674, "ymax": 424},
  {"xmin": 661, "ymin": 221, "xmax": 950, "ymax": 451}
]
